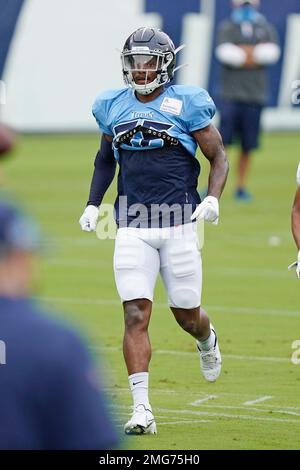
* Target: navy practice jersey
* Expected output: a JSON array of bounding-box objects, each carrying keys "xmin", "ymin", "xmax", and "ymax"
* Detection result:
[
  {"xmin": 92, "ymin": 85, "xmax": 216, "ymax": 227},
  {"xmin": 0, "ymin": 297, "xmax": 118, "ymax": 450}
]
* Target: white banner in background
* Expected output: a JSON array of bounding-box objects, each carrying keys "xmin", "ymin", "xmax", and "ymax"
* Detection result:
[
  {"xmin": 1, "ymin": 0, "xmax": 300, "ymax": 132},
  {"xmin": 2, "ymin": 0, "xmax": 161, "ymax": 131}
]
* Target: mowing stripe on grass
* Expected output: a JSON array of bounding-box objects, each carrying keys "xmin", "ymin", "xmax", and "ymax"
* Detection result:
[
  {"xmin": 37, "ymin": 296, "xmax": 300, "ymax": 318},
  {"xmin": 45, "ymin": 258, "xmax": 291, "ymax": 279}
]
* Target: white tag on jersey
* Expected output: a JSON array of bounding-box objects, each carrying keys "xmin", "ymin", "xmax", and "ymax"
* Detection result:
[
  {"xmin": 297, "ymin": 163, "xmax": 300, "ymax": 185},
  {"xmin": 160, "ymin": 97, "xmax": 183, "ymax": 116}
]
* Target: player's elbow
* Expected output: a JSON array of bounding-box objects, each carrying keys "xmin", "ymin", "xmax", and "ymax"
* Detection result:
[
  {"xmin": 226, "ymin": 158, "xmax": 230, "ymax": 177},
  {"xmin": 223, "ymin": 152, "xmax": 230, "ymax": 172},
  {"xmin": 217, "ymin": 148, "xmax": 230, "ymax": 176},
  {"xmin": 292, "ymin": 203, "xmax": 300, "ymax": 239},
  {"xmin": 292, "ymin": 204, "xmax": 300, "ymax": 219},
  {"xmin": 292, "ymin": 189, "xmax": 300, "ymax": 214}
]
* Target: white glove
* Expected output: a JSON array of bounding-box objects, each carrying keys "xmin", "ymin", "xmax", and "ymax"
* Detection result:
[
  {"xmin": 191, "ymin": 196, "xmax": 219, "ymax": 225},
  {"xmin": 79, "ymin": 205, "xmax": 99, "ymax": 232},
  {"xmin": 288, "ymin": 250, "xmax": 300, "ymax": 279}
]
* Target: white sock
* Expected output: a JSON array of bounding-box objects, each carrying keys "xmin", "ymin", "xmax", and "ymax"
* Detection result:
[
  {"xmin": 197, "ymin": 329, "xmax": 215, "ymax": 351},
  {"xmin": 128, "ymin": 372, "xmax": 150, "ymax": 410}
]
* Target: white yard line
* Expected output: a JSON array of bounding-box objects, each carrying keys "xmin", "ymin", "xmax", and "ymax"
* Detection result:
[
  {"xmin": 109, "ymin": 404, "xmax": 300, "ymax": 425},
  {"xmin": 189, "ymin": 396, "xmax": 218, "ymax": 406},
  {"xmin": 113, "ymin": 396, "xmax": 300, "ymax": 419},
  {"xmin": 222, "ymin": 354, "xmax": 288, "ymax": 363},
  {"xmin": 105, "ymin": 388, "xmax": 300, "ymax": 411},
  {"xmin": 97, "ymin": 345, "xmax": 290, "ymax": 364},
  {"xmin": 156, "ymin": 408, "xmax": 300, "ymax": 424},
  {"xmin": 187, "ymin": 404, "xmax": 300, "ymax": 417},
  {"xmin": 243, "ymin": 396, "xmax": 273, "ymax": 406},
  {"xmin": 157, "ymin": 420, "xmax": 212, "ymax": 425},
  {"xmin": 114, "ymin": 420, "xmax": 212, "ymax": 427}
]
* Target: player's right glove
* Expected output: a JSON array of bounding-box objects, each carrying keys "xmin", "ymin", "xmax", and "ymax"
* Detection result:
[
  {"xmin": 288, "ymin": 250, "xmax": 300, "ymax": 279},
  {"xmin": 79, "ymin": 205, "xmax": 99, "ymax": 232}
]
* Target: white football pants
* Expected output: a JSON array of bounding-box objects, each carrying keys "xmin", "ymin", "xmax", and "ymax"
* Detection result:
[{"xmin": 113, "ymin": 223, "xmax": 202, "ymax": 309}]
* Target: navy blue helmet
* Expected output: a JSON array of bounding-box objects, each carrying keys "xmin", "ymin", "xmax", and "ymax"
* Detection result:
[{"xmin": 121, "ymin": 27, "xmax": 182, "ymax": 95}]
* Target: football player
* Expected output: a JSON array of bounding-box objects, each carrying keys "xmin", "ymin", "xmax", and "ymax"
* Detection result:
[
  {"xmin": 289, "ymin": 163, "xmax": 300, "ymax": 278},
  {"xmin": 79, "ymin": 28, "xmax": 229, "ymax": 435}
]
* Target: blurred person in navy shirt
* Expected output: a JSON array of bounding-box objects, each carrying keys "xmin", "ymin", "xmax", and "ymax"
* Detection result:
[
  {"xmin": 0, "ymin": 124, "xmax": 14, "ymax": 158},
  {"xmin": 0, "ymin": 124, "xmax": 15, "ymax": 185},
  {"xmin": 0, "ymin": 200, "xmax": 118, "ymax": 450}
]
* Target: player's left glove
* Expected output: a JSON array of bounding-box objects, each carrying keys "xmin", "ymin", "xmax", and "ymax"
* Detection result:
[
  {"xmin": 79, "ymin": 205, "xmax": 99, "ymax": 232},
  {"xmin": 191, "ymin": 196, "xmax": 219, "ymax": 225},
  {"xmin": 288, "ymin": 250, "xmax": 300, "ymax": 278}
]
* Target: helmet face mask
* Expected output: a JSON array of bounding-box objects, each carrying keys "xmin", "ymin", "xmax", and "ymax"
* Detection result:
[
  {"xmin": 121, "ymin": 28, "xmax": 177, "ymax": 96},
  {"xmin": 122, "ymin": 53, "xmax": 163, "ymax": 72}
]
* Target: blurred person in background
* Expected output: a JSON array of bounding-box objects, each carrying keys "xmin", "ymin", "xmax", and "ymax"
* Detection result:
[
  {"xmin": 215, "ymin": 0, "xmax": 281, "ymax": 201},
  {"xmin": 289, "ymin": 163, "xmax": 300, "ymax": 278},
  {"xmin": 0, "ymin": 123, "xmax": 14, "ymax": 158},
  {"xmin": 0, "ymin": 200, "xmax": 118, "ymax": 449},
  {"xmin": 0, "ymin": 123, "xmax": 15, "ymax": 184}
]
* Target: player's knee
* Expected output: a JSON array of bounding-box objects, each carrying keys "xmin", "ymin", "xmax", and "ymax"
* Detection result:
[
  {"xmin": 124, "ymin": 302, "xmax": 148, "ymax": 330},
  {"xmin": 168, "ymin": 287, "xmax": 200, "ymax": 310},
  {"xmin": 176, "ymin": 315, "xmax": 199, "ymax": 336}
]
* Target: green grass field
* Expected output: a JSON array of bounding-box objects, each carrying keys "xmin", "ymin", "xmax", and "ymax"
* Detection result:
[{"xmin": 3, "ymin": 132, "xmax": 300, "ymax": 450}]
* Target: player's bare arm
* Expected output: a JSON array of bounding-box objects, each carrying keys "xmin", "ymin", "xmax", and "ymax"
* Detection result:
[
  {"xmin": 292, "ymin": 187, "xmax": 300, "ymax": 251},
  {"xmin": 289, "ymin": 172, "xmax": 300, "ymax": 278},
  {"xmin": 193, "ymin": 124, "xmax": 229, "ymax": 199},
  {"xmin": 238, "ymin": 44, "xmax": 256, "ymax": 68}
]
